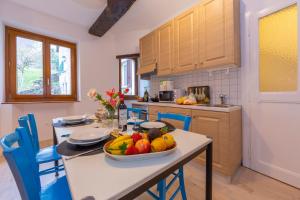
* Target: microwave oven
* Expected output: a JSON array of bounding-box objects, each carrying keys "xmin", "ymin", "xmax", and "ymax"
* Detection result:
[{"xmin": 159, "ymin": 91, "xmax": 174, "ymax": 102}]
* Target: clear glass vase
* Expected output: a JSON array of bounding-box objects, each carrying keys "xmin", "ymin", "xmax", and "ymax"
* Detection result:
[{"xmin": 105, "ymin": 109, "xmax": 116, "ymax": 129}]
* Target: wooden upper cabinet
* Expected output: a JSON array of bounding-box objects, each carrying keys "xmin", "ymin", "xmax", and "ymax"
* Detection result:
[
  {"xmin": 198, "ymin": 0, "xmax": 240, "ymax": 69},
  {"xmin": 173, "ymin": 7, "xmax": 198, "ymax": 73},
  {"xmin": 139, "ymin": 0, "xmax": 240, "ymax": 74},
  {"xmin": 157, "ymin": 21, "xmax": 173, "ymax": 76},
  {"xmin": 139, "ymin": 31, "xmax": 157, "ymax": 74}
]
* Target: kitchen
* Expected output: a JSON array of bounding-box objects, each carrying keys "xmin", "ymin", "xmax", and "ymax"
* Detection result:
[{"xmin": 0, "ymin": 0, "xmax": 300, "ymax": 199}]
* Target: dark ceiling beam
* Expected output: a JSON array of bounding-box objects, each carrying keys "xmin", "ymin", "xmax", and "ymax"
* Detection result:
[{"xmin": 89, "ymin": 0, "xmax": 136, "ymax": 37}]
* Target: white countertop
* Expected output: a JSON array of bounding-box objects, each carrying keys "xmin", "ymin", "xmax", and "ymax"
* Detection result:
[{"xmin": 132, "ymin": 101, "xmax": 241, "ymax": 112}]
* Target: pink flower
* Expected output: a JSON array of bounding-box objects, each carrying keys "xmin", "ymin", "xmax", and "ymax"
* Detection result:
[
  {"xmin": 124, "ymin": 88, "xmax": 129, "ymax": 94},
  {"xmin": 106, "ymin": 88, "xmax": 116, "ymax": 97},
  {"xmin": 87, "ymin": 88, "xmax": 97, "ymax": 98},
  {"xmin": 109, "ymin": 99, "xmax": 117, "ymax": 107}
]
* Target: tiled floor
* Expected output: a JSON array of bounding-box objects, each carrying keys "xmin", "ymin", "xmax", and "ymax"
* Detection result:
[{"xmin": 1, "ymin": 158, "xmax": 300, "ymax": 200}]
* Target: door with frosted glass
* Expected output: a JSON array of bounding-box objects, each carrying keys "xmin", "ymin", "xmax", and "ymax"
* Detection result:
[{"xmin": 249, "ymin": 1, "xmax": 300, "ymax": 188}]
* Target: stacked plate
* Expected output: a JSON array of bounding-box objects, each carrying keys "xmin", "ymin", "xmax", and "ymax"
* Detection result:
[
  {"xmin": 61, "ymin": 115, "xmax": 88, "ymax": 125},
  {"xmin": 67, "ymin": 127, "xmax": 111, "ymax": 146}
]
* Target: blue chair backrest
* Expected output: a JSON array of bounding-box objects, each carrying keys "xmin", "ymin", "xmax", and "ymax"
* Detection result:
[
  {"xmin": 0, "ymin": 127, "xmax": 41, "ymax": 200},
  {"xmin": 157, "ymin": 112, "xmax": 192, "ymax": 131},
  {"xmin": 18, "ymin": 113, "xmax": 40, "ymax": 154},
  {"xmin": 127, "ymin": 107, "xmax": 145, "ymax": 119}
]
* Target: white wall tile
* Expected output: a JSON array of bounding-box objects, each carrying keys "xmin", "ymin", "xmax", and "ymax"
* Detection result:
[{"xmin": 149, "ymin": 68, "xmax": 241, "ymax": 105}]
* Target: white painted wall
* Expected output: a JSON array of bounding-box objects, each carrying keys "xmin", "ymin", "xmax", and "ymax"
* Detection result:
[{"xmin": 0, "ymin": 0, "xmax": 119, "ymax": 140}]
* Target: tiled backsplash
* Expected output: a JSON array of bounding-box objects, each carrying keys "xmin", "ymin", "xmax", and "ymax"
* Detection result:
[{"xmin": 149, "ymin": 68, "xmax": 241, "ymax": 105}]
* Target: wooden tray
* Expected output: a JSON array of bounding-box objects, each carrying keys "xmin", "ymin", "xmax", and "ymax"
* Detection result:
[{"xmin": 103, "ymin": 141, "xmax": 177, "ymax": 161}]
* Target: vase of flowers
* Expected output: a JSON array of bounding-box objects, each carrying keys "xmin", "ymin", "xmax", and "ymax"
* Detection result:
[{"xmin": 87, "ymin": 88, "xmax": 129, "ymax": 122}]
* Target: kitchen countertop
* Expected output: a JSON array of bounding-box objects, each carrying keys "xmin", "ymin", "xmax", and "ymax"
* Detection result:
[{"xmin": 132, "ymin": 101, "xmax": 241, "ymax": 112}]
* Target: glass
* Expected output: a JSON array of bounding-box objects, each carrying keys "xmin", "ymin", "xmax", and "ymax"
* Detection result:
[
  {"xmin": 121, "ymin": 58, "xmax": 136, "ymax": 95},
  {"xmin": 16, "ymin": 37, "xmax": 43, "ymax": 95},
  {"xmin": 130, "ymin": 111, "xmax": 139, "ymax": 131},
  {"xmin": 50, "ymin": 44, "xmax": 72, "ymax": 95},
  {"xmin": 259, "ymin": 4, "xmax": 298, "ymax": 92}
]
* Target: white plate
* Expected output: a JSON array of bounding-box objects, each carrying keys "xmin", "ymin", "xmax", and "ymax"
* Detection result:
[
  {"xmin": 70, "ymin": 127, "xmax": 111, "ymax": 142},
  {"xmin": 62, "ymin": 115, "xmax": 87, "ymax": 122},
  {"xmin": 127, "ymin": 119, "xmax": 144, "ymax": 123},
  {"xmin": 103, "ymin": 141, "xmax": 177, "ymax": 161},
  {"xmin": 62, "ymin": 119, "xmax": 86, "ymax": 125},
  {"xmin": 140, "ymin": 121, "xmax": 166, "ymax": 129},
  {"xmin": 67, "ymin": 135, "xmax": 110, "ymax": 146}
]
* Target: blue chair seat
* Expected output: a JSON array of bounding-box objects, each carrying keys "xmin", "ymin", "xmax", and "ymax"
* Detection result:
[
  {"xmin": 18, "ymin": 113, "xmax": 63, "ymax": 176},
  {"xmin": 1, "ymin": 127, "xmax": 71, "ymax": 200},
  {"xmin": 37, "ymin": 145, "xmax": 61, "ymax": 164},
  {"xmin": 41, "ymin": 176, "xmax": 72, "ymax": 200}
]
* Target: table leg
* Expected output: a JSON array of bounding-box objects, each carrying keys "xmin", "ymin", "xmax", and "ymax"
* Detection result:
[
  {"xmin": 53, "ymin": 126, "xmax": 59, "ymax": 177},
  {"xmin": 206, "ymin": 142, "xmax": 213, "ymax": 200}
]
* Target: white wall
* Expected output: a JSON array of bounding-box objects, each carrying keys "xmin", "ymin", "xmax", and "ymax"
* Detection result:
[{"xmin": 0, "ymin": 0, "xmax": 119, "ymax": 140}]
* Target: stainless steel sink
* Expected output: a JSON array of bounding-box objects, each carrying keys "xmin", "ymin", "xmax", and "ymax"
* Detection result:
[
  {"xmin": 212, "ymin": 104, "xmax": 233, "ymax": 108},
  {"xmin": 198, "ymin": 104, "xmax": 234, "ymax": 108}
]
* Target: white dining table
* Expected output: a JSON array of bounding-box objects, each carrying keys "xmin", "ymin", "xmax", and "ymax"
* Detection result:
[{"xmin": 52, "ymin": 119, "xmax": 213, "ymax": 200}]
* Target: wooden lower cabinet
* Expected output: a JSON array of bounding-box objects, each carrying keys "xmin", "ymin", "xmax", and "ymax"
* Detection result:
[
  {"xmin": 148, "ymin": 105, "xmax": 242, "ymax": 177},
  {"xmin": 191, "ymin": 109, "xmax": 242, "ymax": 177}
]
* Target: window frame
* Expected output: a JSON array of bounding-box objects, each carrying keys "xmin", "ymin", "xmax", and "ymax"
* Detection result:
[
  {"xmin": 116, "ymin": 53, "xmax": 139, "ymax": 100},
  {"xmin": 5, "ymin": 26, "xmax": 78, "ymax": 103}
]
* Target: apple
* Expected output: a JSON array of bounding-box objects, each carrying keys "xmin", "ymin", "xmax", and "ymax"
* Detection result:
[
  {"xmin": 131, "ymin": 133, "xmax": 143, "ymax": 143},
  {"xmin": 135, "ymin": 139, "xmax": 151, "ymax": 154},
  {"xmin": 125, "ymin": 145, "xmax": 139, "ymax": 155}
]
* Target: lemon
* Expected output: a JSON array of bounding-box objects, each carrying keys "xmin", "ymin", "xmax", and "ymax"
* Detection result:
[
  {"xmin": 162, "ymin": 134, "xmax": 175, "ymax": 148},
  {"xmin": 151, "ymin": 138, "xmax": 167, "ymax": 152}
]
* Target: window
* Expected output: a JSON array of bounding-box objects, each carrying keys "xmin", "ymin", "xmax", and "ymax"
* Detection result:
[
  {"xmin": 259, "ymin": 4, "xmax": 298, "ymax": 92},
  {"xmin": 116, "ymin": 54, "xmax": 139, "ymax": 99},
  {"xmin": 5, "ymin": 26, "xmax": 77, "ymax": 102}
]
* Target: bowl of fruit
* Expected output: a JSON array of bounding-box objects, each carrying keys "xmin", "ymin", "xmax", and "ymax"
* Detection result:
[{"xmin": 103, "ymin": 128, "xmax": 177, "ymax": 161}]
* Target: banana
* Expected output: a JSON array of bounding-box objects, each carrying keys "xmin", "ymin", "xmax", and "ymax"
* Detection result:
[
  {"xmin": 110, "ymin": 134, "xmax": 131, "ymax": 146},
  {"xmin": 108, "ymin": 149, "xmax": 123, "ymax": 155},
  {"xmin": 109, "ymin": 138, "xmax": 134, "ymax": 150}
]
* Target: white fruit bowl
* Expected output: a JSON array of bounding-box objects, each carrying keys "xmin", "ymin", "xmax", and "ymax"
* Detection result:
[{"xmin": 103, "ymin": 141, "xmax": 177, "ymax": 161}]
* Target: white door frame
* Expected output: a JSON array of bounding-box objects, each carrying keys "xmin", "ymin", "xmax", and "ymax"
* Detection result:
[
  {"xmin": 246, "ymin": 0, "xmax": 300, "ymax": 188},
  {"xmin": 252, "ymin": 0, "xmax": 300, "ymax": 103}
]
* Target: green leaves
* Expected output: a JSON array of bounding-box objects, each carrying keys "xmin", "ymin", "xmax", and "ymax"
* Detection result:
[{"xmin": 119, "ymin": 142, "xmax": 128, "ymax": 154}]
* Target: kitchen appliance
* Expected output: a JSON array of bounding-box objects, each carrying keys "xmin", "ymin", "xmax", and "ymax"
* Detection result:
[
  {"xmin": 173, "ymin": 89, "xmax": 185, "ymax": 101},
  {"xmin": 187, "ymin": 86, "xmax": 210, "ymax": 104},
  {"xmin": 159, "ymin": 91, "xmax": 174, "ymax": 102},
  {"xmin": 160, "ymin": 80, "xmax": 174, "ymax": 91}
]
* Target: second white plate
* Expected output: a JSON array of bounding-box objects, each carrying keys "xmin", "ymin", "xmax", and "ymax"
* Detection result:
[{"xmin": 140, "ymin": 121, "xmax": 166, "ymax": 129}]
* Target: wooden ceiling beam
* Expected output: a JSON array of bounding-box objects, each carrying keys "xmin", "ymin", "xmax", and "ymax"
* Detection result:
[{"xmin": 89, "ymin": 0, "xmax": 136, "ymax": 37}]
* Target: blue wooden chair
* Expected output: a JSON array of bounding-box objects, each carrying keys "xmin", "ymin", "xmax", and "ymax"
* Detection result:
[
  {"xmin": 127, "ymin": 107, "xmax": 148, "ymax": 124},
  {"xmin": 18, "ymin": 113, "xmax": 63, "ymax": 176},
  {"xmin": 147, "ymin": 112, "xmax": 191, "ymax": 200},
  {"xmin": 0, "ymin": 127, "xmax": 72, "ymax": 200}
]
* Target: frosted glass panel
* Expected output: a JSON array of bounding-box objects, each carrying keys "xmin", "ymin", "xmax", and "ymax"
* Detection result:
[{"xmin": 259, "ymin": 4, "xmax": 298, "ymax": 92}]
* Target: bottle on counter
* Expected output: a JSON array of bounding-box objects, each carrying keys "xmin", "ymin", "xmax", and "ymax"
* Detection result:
[
  {"xmin": 118, "ymin": 97, "xmax": 127, "ymax": 131},
  {"xmin": 143, "ymin": 88, "xmax": 149, "ymax": 102}
]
